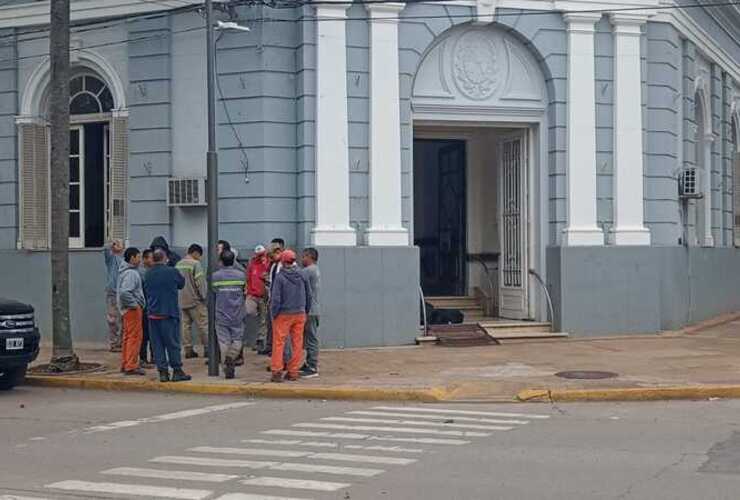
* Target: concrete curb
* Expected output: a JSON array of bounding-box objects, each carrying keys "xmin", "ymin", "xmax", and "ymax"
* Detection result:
[
  {"xmin": 25, "ymin": 375, "xmax": 452, "ymax": 402},
  {"xmin": 517, "ymin": 385, "xmax": 740, "ymax": 402}
]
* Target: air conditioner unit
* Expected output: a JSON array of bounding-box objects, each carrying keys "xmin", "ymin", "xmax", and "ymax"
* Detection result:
[
  {"xmin": 679, "ymin": 167, "xmax": 703, "ymax": 199},
  {"xmin": 167, "ymin": 177, "xmax": 207, "ymax": 207}
]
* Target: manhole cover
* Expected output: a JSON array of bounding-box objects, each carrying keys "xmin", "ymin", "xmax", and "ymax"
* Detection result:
[{"xmin": 555, "ymin": 370, "xmax": 618, "ymax": 380}]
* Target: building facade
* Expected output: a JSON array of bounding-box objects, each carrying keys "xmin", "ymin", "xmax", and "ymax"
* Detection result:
[{"xmin": 0, "ymin": 0, "xmax": 739, "ymax": 346}]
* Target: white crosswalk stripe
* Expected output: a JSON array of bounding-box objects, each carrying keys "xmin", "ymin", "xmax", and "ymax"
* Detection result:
[
  {"xmin": 0, "ymin": 496, "xmax": 51, "ymax": 500},
  {"xmin": 293, "ymin": 422, "xmax": 491, "ymax": 437},
  {"xmin": 151, "ymin": 455, "xmax": 385, "ymax": 477},
  {"xmin": 347, "ymin": 410, "xmax": 530, "ymax": 425},
  {"xmin": 262, "ymin": 428, "xmax": 471, "ymax": 445},
  {"xmin": 101, "ymin": 467, "xmax": 239, "ymax": 482},
  {"xmin": 321, "ymin": 416, "xmax": 514, "ymax": 431},
  {"xmin": 45, "ymin": 480, "xmax": 213, "ymax": 499},
  {"xmin": 216, "ymin": 494, "xmax": 312, "ymax": 500},
  {"xmin": 372, "ymin": 406, "xmax": 551, "ymax": 419},
  {"xmin": 191, "ymin": 446, "xmax": 417, "ymax": 465},
  {"xmin": 241, "ymin": 477, "xmax": 351, "ymax": 492},
  {"xmin": 242, "ymin": 439, "xmax": 425, "ymax": 453}
]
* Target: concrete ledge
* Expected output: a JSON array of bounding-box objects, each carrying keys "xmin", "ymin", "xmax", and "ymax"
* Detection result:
[
  {"xmin": 25, "ymin": 375, "xmax": 451, "ymax": 402},
  {"xmin": 517, "ymin": 385, "xmax": 740, "ymax": 402}
]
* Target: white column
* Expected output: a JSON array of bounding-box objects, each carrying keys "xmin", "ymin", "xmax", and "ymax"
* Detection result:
[
  {"xmin": 610, "ymin": 14, "xmax": 651, "ymax": 245},
  {"xmin": 365, "ymin": 2, "xmax": 409, "ymax": 246},
  {"xmin": 562, "ymin": 13, "xmax": 604, "ymax": 246},
  {"xmin": 311, "ymin": 0, "xmax": 357, "ymax": 246}
]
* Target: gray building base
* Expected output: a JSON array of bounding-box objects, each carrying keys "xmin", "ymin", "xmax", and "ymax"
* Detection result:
[
  {"xmin": 547, "ymin": 246, "xmax": 740, "ymax": 335},
  {"xmin": 1, "ymin": 246, "xmax": 421, "ymax": 349}
]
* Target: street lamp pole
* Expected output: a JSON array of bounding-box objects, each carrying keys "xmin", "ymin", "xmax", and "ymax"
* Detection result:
[{"xmin": 205, "ymin": 0, "xmax": 219, "ymax": 377}]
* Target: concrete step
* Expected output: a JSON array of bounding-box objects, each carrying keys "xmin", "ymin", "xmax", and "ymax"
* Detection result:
[
  {"xmin": 478, "ymin": 321, "xmax": 568, "ymax": 340},
  {"xmin": 426, "ymin": 296, "xmax": 482, "ymax": 309}
]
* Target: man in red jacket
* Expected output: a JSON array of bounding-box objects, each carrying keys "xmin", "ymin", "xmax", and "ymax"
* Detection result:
[{"xmin": 247, "ymin": 245, "xmax": 271, "ymax": 352}]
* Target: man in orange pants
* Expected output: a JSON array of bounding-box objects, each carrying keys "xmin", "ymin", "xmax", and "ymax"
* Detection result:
[
  {"xmin": 117, "ymin": 247, "xmax": 147, "ymax": 375},
  {"xmin": 269, "ymin": 249, "xmax": 311, "ymax": 382}
]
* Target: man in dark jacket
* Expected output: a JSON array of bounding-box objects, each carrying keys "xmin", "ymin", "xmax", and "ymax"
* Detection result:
[
  {"xmin": 150, "ymin": 236, "xmax": 181, "ymax": 268},
  {"xmin": 144, "ymin": 248, "xmax": 190, "ymax": 382},
  {"xmin": 269, "ymin": 249, "xmax": 311, "ymax": 383}
]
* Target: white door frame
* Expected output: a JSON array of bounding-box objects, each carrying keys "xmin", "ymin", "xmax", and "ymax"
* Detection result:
[
  {"xmin": 68, "ymin": 125, "xmax": 85, "ymax": 249},
  {"xmin": 413, "ymin": 118, "xmax": 545, "ymax": 321}
]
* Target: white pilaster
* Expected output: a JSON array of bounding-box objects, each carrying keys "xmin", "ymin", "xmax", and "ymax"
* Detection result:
[
  {"xmin": 562, "ymin": 13, "xmax": 604, "ymax": 246},
  {"xmin": 365, "ymin": 2, "xmax": 409, "ymax": 246},
  {"xmin": 610, "ymin": 14, "xmax": 651, "ymax": 245},
  {"xmin": 311, "ymin": 0, "xmax": 357, "ymax": 246}
]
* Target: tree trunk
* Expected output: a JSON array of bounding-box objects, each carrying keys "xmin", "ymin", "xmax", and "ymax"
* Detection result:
[{"xmin": 48, "ymin": 0, "xmax": 78, "ymax": 371}]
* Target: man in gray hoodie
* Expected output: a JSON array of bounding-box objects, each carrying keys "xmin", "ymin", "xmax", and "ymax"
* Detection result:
[{"xmin": 117, "ymin": 247, "xmax": 147, "ymax": 375}]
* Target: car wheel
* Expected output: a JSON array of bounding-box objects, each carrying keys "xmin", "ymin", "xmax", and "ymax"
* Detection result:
[{"xmin": 0, "ymin": 365, "xmax": 27, "ymax": 390}]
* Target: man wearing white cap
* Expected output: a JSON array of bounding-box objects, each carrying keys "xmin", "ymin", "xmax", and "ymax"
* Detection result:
[{"xmin": 246, "ymin": 244, "xmax": 271, "ymax": 351}]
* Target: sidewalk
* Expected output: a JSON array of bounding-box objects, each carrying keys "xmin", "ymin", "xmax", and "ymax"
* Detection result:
[{"xmin": 27, "ymin": 314, "xmax": 740, "ymax": 402}]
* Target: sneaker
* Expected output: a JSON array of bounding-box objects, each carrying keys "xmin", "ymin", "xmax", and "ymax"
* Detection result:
[
  {"xmin": 270, "ymin": 372, "xmax": 284, "ymax": 383},
  {"xmin": 299, "ymin": 367, "xmax": 319, "ymax": 379},
  {"xmin": 158, "ymin": 369, "xmax": 170, "ymax": 382},
  {"xmin": 285, "ymin": 372, "xmax": 300, "ymax": 382},
  {"xmin": 171, "ymin": 368, "xmax": 192, "ymax": 382},
  {"xmin": 184, "ymin": 348, "xmax": 199, "ymax": 359},
  {"xmin": 124, "ymin": 368, "xmax": 146, "ymax": 376}
]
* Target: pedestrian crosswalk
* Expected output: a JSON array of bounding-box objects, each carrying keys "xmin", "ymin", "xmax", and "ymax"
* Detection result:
[{"xmin": 40, "ymin": 404, "xmax": 551, "ymax": 499}]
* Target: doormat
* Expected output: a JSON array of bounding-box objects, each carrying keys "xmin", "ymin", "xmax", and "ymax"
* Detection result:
[{"xmin": 431, "ymin": 324, "xmax": 500, "ymax": 347}]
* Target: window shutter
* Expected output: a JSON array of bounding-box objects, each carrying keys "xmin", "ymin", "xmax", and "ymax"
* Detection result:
[
  {"xmin": 19, "ymin": 123, "xmax": 49, "ymax": 250},
  {"xmin": 109, "ymin": 115, "xmax": 128, "ymax": 241}
]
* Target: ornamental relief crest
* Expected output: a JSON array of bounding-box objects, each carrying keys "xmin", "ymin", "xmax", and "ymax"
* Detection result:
[{"xmin": 452, "ymin": 30, "xmax": 500, "ymax": 101}]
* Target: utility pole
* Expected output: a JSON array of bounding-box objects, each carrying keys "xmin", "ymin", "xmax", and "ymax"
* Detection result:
[
  {"xmin": 205, "ymin": 0, "xmax": 219, "ymax": 377},
  {"xmin": 48, "ymin": 0, "xmax": 78, "ymax": 371}
]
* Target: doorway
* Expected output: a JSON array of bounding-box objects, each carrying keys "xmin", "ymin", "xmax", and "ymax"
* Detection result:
[{"xmin": 413, "ymin": 139, "xmax": 467, "ymax": 296}]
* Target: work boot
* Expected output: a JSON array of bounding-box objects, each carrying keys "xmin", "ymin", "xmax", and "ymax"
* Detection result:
[
  {"xmin": 270, "ymin": 372, "xmax": 284, "ymax": 383},
  {"xmin": 158, "ymin": 369, "xmax": 170, "ymax": 382},
  {"xmin": 171, "ymin": 368, "xmax": 192, "ymax": 382},
  {"xmin": 234, "ymin": 350, "xmax": 244, "ymax": 367},
  {"xmin": 184, "ymin": 347, "xmax": 198, "ymax": 359},
  {"xmin": 224, "ymin": 359, "xmax": 235, "ymax": 380},
  {"xmin": 285, "ymin": 372, "xmax": 299, "ymax": 382},
  {"xmin": 124, "ymin": 368, "xmax": 146, "ymax": 376}
]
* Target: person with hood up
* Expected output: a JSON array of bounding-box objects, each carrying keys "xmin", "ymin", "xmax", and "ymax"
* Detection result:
[
  {"xmin": 212, "ymin": 249, "xmax": 247, "ymax": 379},
  {"xmin": 117, "ymin": 247, "xmax": 147, "ymax": 375},
  {"xmin": 150, "ymin": 236, "xmax": 181, "ymax": 268},
  {"xmin": 269, "ymin": 249, "xmax": 311, "ymax": 383}
]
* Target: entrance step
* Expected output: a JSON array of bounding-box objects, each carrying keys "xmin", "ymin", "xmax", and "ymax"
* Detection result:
[
  {"xmin": 478, "ymin": 321, "xmax": 568, "ymax": 340},
  {"xmin": 425, "ymin": 296, "xmax": 488, "ymax": 324}
]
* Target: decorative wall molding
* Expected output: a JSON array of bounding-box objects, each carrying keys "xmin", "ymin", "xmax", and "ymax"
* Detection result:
[
  {"xmin": 20, "ymin": 48, "xmax": 127, "ymax": 118},
  {"xmin": 0, "ymin": 0, "xmax": 201, "ymax": 29},
  {"xmin": 412, "ymin": 25, "xmax": 546, "ymax": 113}
]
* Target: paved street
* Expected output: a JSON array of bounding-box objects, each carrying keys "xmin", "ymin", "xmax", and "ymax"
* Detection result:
[{"xmin": 2, "ymin": 387, "xmax": 740, "ymax": 499}]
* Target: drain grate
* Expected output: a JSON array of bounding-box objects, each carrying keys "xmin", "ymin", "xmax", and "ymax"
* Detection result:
[{"xmin": 555, "ymin": 370, "xmax": 618, "ymax": 380}]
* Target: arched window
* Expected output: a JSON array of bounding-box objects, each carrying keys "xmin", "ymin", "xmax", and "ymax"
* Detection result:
[
  {"xmin": 69, "ymin": 75, "xmax": 114, "ymax": 115},
  {"xmin": 693, "ymin": 90, "xmax": 712, "ymax": 247}
]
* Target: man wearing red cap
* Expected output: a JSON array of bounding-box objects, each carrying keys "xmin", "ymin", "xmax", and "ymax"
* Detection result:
[
  {"xmin": 246, "ymin": 244, "xmax": 270, "ymax": 351},
  {"xmin": 269, "ymin": 249, "xmax": 312, "ymax": 382}
]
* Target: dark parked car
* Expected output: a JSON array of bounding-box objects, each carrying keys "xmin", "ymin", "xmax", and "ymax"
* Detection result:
[{"xmin": 0, "ymin": 298, "xmax": 40, "ymax": 390}]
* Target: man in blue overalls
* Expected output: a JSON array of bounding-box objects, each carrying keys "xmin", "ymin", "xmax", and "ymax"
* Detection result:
[{"xmin": 212, "ymin": 249, "xmax": 247, "ymax": 379}]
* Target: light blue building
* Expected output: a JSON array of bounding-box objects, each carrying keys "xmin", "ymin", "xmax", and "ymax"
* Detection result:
[{"xmin": 0, "ymin": 0, "xmax": 739, "ymax": 347}]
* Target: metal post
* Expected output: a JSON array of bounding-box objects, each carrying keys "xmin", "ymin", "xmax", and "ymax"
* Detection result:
[{"xmin": 206, "ymin": 0, "xmax": 219, "ymax": 377}]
